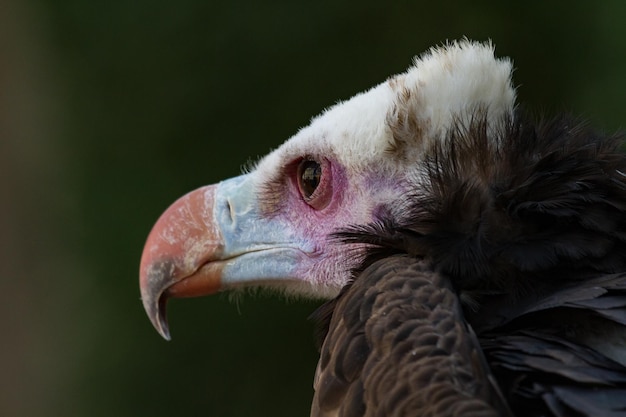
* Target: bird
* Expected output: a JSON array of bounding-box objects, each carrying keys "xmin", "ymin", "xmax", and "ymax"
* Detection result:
[{"xmin": 139, "ymin": 40, "xmax": 626, "ymax": 416}]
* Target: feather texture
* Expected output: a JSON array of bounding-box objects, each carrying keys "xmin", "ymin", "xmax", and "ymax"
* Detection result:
[
  {"xmin": 311, "ymin": 256, "xmax": 512, "ymax": 417},
  {"xmin": 314, "ymin": 111, "xmax": 626, "ymax": 416}
]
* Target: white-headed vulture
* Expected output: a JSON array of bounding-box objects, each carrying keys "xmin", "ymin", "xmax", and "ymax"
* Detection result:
[{"xmin": 139, "ymin": 40, "xmax": 626, "ymax": 416}]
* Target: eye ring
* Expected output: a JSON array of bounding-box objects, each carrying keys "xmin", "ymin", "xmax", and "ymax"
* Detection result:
[{"xmin": 296, "ymin": 157, "xmax": 332, "ymax": 210}]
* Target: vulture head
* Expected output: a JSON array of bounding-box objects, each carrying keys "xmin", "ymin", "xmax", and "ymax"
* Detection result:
[
  {"xmin": 140, "ymin": 41, "xmax": 515, "ymax": 337},
  {"xmin": 140, "ymin": 40, "xmax": 626, "ymax": 416}
]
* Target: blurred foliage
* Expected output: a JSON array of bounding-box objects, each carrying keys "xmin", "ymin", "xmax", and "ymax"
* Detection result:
[{"xmin": 1, "ymin": 0, "xmax": 625, "ymax": 416}]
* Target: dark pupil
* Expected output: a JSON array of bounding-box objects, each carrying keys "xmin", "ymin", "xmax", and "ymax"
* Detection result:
[{"xmin": 300, "ymin": 160, "xmax": 321, "ymax": 198}]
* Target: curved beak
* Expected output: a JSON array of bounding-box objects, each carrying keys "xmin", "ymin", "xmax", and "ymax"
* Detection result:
[
  {"xmin": 139, "ymin": 174, "xmax": 300, "ymax": 340},
  {"xmin": 139, "ymin": 184, "xmax": 223, "ymax": 340}
]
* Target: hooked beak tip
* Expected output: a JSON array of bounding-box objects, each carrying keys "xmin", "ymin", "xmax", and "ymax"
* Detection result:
[
  {"xmin": 140, "ymin": 260, "xmax": 175, "ymax": 341},
  {"xmin": 140, "ymin": 257, "xmax": 225, "ymax": 340},
  {"xmin": 142, "ymin": 296, "xmax": 172, "ymax": 341},
  {"xmin": 145, "ymin": 293, "xmax": 172, "ymax": 341},
  {"xmin": 153, "ymin": 299, "xmax": 172, "ymax": 341}
]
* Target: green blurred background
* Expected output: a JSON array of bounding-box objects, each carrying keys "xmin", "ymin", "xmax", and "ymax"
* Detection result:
[{"xmin": 2, "ymin": 1, "xmax": 624, "ymax": 416}]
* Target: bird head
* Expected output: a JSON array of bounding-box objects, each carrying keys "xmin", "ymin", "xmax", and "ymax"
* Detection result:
[{"xmin": 139, "ymin": 40, "xmax": 516, "ymax": 339}]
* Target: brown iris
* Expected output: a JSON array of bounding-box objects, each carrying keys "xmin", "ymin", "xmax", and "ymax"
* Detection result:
[{"xmin": 298, "ymin": 159, "xmax": 322, "ymax": 199}]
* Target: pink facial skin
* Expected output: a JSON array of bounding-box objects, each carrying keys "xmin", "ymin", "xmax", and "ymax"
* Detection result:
[{"xmin": 139, "ymin": 152, "xmax": 409, "ymax": 338}]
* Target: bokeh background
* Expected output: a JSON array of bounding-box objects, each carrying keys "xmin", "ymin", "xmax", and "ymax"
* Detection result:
[{"xmin": 2, "ymin": 1, "xmax": 625, "ymax": 416}]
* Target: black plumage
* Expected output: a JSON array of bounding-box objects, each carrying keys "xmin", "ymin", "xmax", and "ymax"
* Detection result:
[{"xmin": 312, "ymin": 111, "xmax": 626, "ymax": 416}]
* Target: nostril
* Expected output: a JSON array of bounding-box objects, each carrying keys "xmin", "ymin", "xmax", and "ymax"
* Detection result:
[{"xmin": 226, "ymin": 198, "xmax": 235, "ymax": 225}]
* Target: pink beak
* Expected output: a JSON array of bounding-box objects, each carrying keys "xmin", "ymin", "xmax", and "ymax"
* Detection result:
[{"xmin": 139, "ymin": 184, "xmax": 224, "ymax": 340}]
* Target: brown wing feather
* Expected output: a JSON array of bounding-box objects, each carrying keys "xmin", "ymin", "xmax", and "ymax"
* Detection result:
[{"xmin": 311, "ymin": 256, "xmax": 511, "ymax": 417}]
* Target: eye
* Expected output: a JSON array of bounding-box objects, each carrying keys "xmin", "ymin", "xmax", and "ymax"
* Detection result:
[
  {"xmin": 296, "ymin": 158, "xmax": 332, "ymax": 210},
  {"xmin": 298, "ymin": 160, "xmax": 322, "ymax": 199}
]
